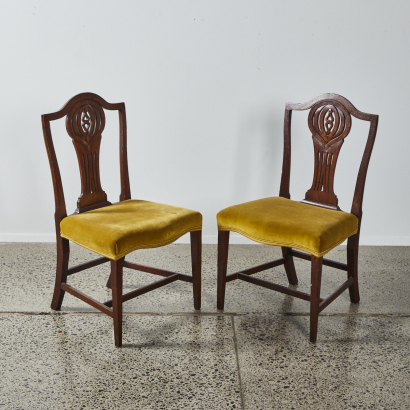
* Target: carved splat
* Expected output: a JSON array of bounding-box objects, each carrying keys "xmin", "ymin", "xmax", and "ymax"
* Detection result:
[
  {"xmin": 66, "ymin": 101, "xmax": 108, "ymax": 212},
  {"xmin": 304, "ymin": 101, "xmax": 352, "ymax": 209}
]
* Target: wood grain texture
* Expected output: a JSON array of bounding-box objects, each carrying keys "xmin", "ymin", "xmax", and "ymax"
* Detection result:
[
  {"xmin": 309, "ymin": 256, "xmax": 323, "ymax": 343},
  {"xmin": 190, "ymin": 231, "xmax": 202, "ymax": 310},
  {"xmin": 111, "ymin": 258, "xmax": 124, "ymax": 347},
  {"xmin": 217, "ymin": 231, "xmax": 230, "ymax": 311}
]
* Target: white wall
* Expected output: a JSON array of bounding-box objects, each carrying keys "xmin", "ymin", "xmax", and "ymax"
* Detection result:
[{"xmin": 0, "ymin": 0, "xmax": 409, "ymax": 245}]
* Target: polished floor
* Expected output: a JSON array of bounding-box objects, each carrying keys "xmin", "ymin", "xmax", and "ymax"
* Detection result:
[{"xmin": 0, "ymin": 243, "xmax": 409, "ymax": 409}]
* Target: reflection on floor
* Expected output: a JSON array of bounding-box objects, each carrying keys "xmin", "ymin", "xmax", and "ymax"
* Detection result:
[{"xmin": 1, "ymin": 244, "xmax": 409, "ymax": 409}]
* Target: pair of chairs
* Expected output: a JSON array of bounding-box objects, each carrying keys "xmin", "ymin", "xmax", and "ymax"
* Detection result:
[{"xmin": 42, "ymin": 93, "xmax": 378, "ymax": 347}]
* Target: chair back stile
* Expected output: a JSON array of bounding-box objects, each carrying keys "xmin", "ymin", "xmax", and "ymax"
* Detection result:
[
  {"xmin": 41, "ymin": 93, "xmax": 131, "ymax": 231},
  {"xmin": 279, "ymin": 93, "xmax": 379, "ymax": 219}
]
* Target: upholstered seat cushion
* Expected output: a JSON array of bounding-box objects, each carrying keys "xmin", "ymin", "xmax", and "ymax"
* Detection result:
[
  {"xmin": 60, "ymin": 200, "xmax": 202, "ymax": 260},
  {"xmin": 217, "ymin": 197, "xmax": 358, "ymax": 257}
]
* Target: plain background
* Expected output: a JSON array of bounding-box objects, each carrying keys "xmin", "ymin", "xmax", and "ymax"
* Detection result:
[{"xmin": 0, "ymin": 0, "xmax": 408, "ymax": 245}]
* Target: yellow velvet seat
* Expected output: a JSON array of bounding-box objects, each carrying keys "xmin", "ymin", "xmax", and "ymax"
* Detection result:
[
  {"xmin": 217, "ymin": 197, "xmax": 358, "ymax": 257},
  {"xmin": 60, "ymin": 199, "xmax": 202, "ymax": 260}
]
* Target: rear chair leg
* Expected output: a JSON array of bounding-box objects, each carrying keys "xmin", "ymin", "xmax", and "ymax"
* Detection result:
[
  {"xmin": 347, "ymin": 235, "xmax": 360, "ymax": 303},
  {"xmin": 51, "ymin": 238, "xmax": 69, "ymax": 311},
  {"xmin": 282, "ymin": 247, "xmax": 298, "ymax": 285},
  {"xmin": 310, "ymin": 256, "xmax": 323, "ymax": 343},
  {"xmin": 217, "ymin": 231, "xmax": 230, "ymax": 311},
  {"xmin": 106, "ymin": 273, "xmax": 112, "ymax": 289},
  {"xmin": 190, "ymin": 231, "xmax": 202, "ymax": 310},
  {"xmin": 111, "ymin": 258, "xmax": 124, "ymax": 347}
]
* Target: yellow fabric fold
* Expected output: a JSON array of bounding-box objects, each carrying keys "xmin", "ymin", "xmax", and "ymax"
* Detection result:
[
  {"xmin": 217, "ymin": 197, "xmax": 358, "ymax": 257},
  {"xmin": 60, "ymin": 199, "xmax": 202, "ymax": 260}
]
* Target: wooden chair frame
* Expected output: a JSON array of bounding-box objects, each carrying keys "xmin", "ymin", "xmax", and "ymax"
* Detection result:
[
  {"xmin": 42, "ymin": 93, "xmax": 201, "ymax": 347},
  {"xmin": 217, "ymin": 93, "xmax": 378, "ymax": 342}
]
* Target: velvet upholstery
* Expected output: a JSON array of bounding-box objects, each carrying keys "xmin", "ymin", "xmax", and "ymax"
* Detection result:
[
  {"xmin": 60, "ymin": 200, "xmax": 202, "ymax": 260},
  {"xmin": 217, "ymin": 197, "xmax": 358, "ymax": 257}
]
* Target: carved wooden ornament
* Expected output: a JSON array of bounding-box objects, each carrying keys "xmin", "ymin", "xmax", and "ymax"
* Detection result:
[
  {"xmin": 66, "ymin": 101, "xmax": 108, "ymax": 212},
  {"xmin": 304, "ymin": 101, "xmax": 352, "ymax": 209},
  {"xmin": 66, "ymin": 102, "xmax": 105, "ymax": 146}
]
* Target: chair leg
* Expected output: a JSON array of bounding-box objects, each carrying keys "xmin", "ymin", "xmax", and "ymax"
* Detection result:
[
  {"xmin": 310, "ymin": 256, "xmax": 323, "ymax": 343},
  {"xmin": 217, "ymin": 231, "xmax": 230, "ymax": 311},
  {"xmin": 51, "ymin": 237, "xmax": 69, "ymax": 311},
  {"xmin": 282, "ymin": 247, "xmax": 298, "ymax": 285},
  {"xmin": 111, "ymin": 258, "xmax": 124, "ymax": 347},
  {"xmin": 347, "ymin": 235, "xmax": 360, "ymax": 303},
  {"xmin": 190, "ymin": 231, "xmax": 202, "ymax": 310},
  {"xmin": 106, "ymin": 273, "xmax": 112, "ymax": 289}
]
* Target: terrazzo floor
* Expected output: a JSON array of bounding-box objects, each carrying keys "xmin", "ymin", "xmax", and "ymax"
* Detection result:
[{"xmin": 0, "ymin": 243, "xmax": 409, "ymax": 409}]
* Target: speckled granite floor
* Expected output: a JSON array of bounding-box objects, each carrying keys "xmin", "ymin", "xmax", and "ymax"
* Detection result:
[{"xmin": 0, "ymin": 243, "xmax": 409, "ymax": 409}]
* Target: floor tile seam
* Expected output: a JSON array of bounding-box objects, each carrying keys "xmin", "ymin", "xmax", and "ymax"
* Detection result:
[
  {"xmin": 1, "ymin": 311, "xmax": 410, "ymax": 318},
  {"xmin": 0, "ymin": 311, "xmax": 239, "ymax": 317},
  {"xmin": 231, "ymin": 315, "xmax": 245, "ymax": 410}
]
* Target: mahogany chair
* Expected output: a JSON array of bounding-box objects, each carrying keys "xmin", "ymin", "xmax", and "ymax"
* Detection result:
[
  {"xmin": 217, "ymin": 94, "xmax": 378, "ymax": 342},
  {"xmin": 42, "ymin": 92, "xmax": 202, "ymax": 347}
]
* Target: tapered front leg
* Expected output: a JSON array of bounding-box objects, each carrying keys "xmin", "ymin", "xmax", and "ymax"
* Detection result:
[
  {"xmin": 282, "ymin": 247, "xmax": 298, "ymax": 285},
  {"xmin": 347, "ymin": 234, "xmax": 360, "ymax": 303},
  {"xmin": 310, "ymin": 256, "xmax": 323, "ymax": 343},
  {"xmin": 111, "ymin": 258, "xmax": 124, "ymax": 347},
  {"xmin": 217, "ymin": 231, "xmax": 230, "ymax": 311},
  {"xmin": 51, "ymin": 237, "xmax": 70, "ymax": 310},
  {"xmin": 190, "ymin": 231, "xmax": 202, "ymax": 310}
]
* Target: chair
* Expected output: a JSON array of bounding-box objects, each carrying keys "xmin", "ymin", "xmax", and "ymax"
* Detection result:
[
  {"xmin": 42, "ymin": 92, "xmax": 202, "ymax": 347},
  {"xmin": 216, "ymin": 93, "xmax": 378, "ymax": 342}
]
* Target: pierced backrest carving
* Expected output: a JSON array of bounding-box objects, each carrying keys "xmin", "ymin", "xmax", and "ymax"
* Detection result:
[
  {"xmin": 42, "ymin": 93, "xmax": 130, "ymax": 221},
  {"xmin": 66, "ymin": 102, "xmax": 106, "ymax": 147},
  {"xmin": 304, "ymin": 101, "xmax": 352, "ymax": 209},
  {"xmin": 280, "ymin": 93, "xmax": 378, "ymax": 218},
  {"xmin": 66, "ymin": 100, "xmax": 108, "ymax": 212}
]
